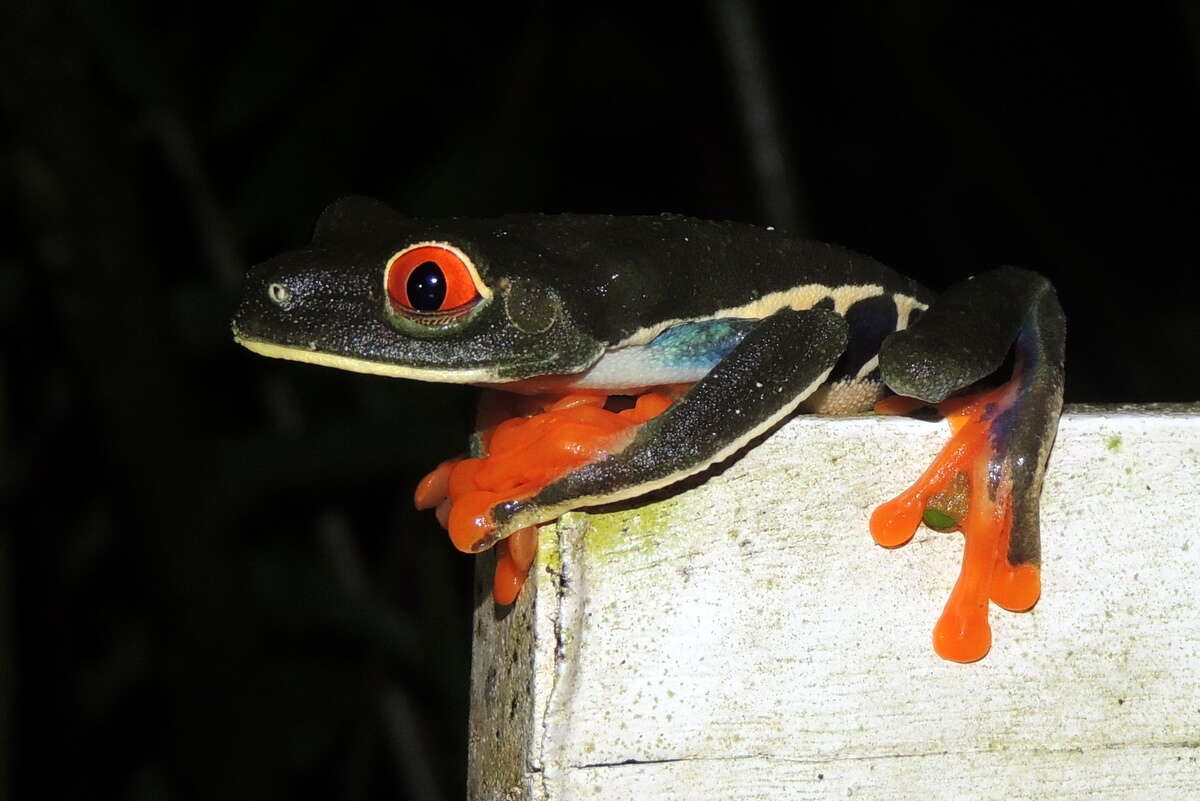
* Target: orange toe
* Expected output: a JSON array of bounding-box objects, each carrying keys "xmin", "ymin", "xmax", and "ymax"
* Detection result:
[
  {"xmin": 448, "ymin": 489, "xmax": 502, "ymax": 552},
  {"xmin": 870, "ymin": 379, "xmax": 1036, "ymax": 662},
  {"xmin": 434, "ymin": 499, "xmax": 452, "ymax": 530},
  {"xmin": 991, "ymin": 562, "xmax": 1041, "ymax": 612},
  {"xmin": 421, "ymin": 388, "xmax": 680, "ymax": 605},
  {"xmin": 933, "ymin": 602, "xmax": 992, "ymax": 662},
  {"xmin": 870, "ymin": 495, "xmax": 925, "ymax": 548},
  {"xmin": 492, "ymin": 541, "xmax": 526, "ymax": 606},
  {"xmin": 414, "ymin": 457, "xmax": 461, "ymax": 510},
  {"xmin": 507, "ymin": 526, "xmax": 538, "ymax": 572}
]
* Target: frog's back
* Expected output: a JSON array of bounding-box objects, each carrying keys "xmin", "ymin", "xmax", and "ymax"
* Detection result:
[{"xmin": 478, "ymin": 213, "xmax": 932, "ymax": 346}]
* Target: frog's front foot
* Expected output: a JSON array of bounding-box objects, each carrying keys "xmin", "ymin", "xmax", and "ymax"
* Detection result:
[{"xmin": 414, "ymin": 390, "xmax": 675, "ymax": 604}]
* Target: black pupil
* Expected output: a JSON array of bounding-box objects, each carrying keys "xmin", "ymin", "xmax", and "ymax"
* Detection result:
[{"xmin": 406, "ymin": 261, "xmax": 446, "ymax": 311}]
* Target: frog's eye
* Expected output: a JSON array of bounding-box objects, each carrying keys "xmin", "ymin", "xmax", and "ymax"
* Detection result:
[{"xmin": 385, "ymin": 243, "xmax": 483, "ymax": 323}]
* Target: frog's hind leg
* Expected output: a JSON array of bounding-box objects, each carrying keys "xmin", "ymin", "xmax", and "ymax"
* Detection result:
[{"xmin": 873, "ymin": 267, "xmax": 1065, "ymax": 662}]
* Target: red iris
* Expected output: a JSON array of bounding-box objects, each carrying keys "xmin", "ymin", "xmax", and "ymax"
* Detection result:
[{"xmin": 386, "ymin": 245, "xmax": 479, "ymax": 313}]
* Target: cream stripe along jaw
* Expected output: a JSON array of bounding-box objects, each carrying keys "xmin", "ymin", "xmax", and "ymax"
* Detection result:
[
  {"xmin": 234, "ymin": 277, "xmax": 928, "ymax": 392},
  {"xmin": 234, "ymin": 198, "xmax": 1066, "ymax": 661},
  {"xmin": 232, "ymin": 201, "xmax": 934, "ymax": 388},
  {"xmin": 233, "ymin": 336, "xmax": 517, "ymax": 384}
]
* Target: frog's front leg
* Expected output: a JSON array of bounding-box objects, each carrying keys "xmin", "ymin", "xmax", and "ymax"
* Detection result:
[
  {"xmin": 419, "ymin": 308, "xmax": 848, "ymax": 602},
  {"xmin": 490, "ymin": 307, "xmax": 849, "ymax": 539},
  {"xmin": 423, "ymin": 308, "xmax": 846, "ymax": 578},
  {"xmin": 873, "ymin": 267, "xmax": 1065, "ymax": 662}
]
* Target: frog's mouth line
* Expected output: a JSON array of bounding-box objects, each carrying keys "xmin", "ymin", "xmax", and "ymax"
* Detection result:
[{"xmin": 233, "ymin": 335, "xmax": 509, "ymax": 384}]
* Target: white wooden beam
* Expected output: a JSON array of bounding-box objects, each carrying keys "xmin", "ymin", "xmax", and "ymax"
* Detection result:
[{"xmin": 468, "ymin": 406, "xmax": 1200, "ymax": 801}]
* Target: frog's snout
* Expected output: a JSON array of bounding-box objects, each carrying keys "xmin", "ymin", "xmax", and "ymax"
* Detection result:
[
  {"xmin": 230, "ymin": 261, "xmax": 276, "ymax": 342},
  {"xmin": 231, "ymin": 251, "xmax": 347, "ymax": 345}
]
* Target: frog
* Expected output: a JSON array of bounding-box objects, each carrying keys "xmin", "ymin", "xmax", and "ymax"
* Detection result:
[{"xmin": 232, "ymin": 196, "xmax": 1065, "ymax": 662}]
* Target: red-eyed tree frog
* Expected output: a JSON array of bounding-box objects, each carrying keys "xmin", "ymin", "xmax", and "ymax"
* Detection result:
[{"xmin": 232, "ymin": 197, "xmax": 1065, "ymax": 662}]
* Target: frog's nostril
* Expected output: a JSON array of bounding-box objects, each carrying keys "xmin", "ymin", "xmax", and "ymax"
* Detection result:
[{"xmin": 268, "ymin": 282, "xmax": 292, "ymax": 305}]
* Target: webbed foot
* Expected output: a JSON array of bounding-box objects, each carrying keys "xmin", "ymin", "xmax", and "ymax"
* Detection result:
[
  {"xmin": 871, "ymin": 381, "xmax": 1041, "ymax": 662},
  {"xmin": 414, "ymin": 390, "xmax": 675, "ymax": 604},
  {"xmin": 873, "ymin": 267, "xmax": 1064, "ymax": 661}
]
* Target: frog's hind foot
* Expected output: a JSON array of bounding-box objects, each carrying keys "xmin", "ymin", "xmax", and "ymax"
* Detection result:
[
  {"xmin": 873, "ymin": 268, "xmax": 1064, "ymax": 662},
  {"xmin": 871, "ymin": 381, "xmax": 1041, "ymax": 661}
]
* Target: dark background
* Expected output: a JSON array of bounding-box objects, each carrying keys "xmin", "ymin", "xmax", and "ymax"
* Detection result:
[{"xmin": 4, "ymin": 2, "xmax": 1198, "ymax": 799}]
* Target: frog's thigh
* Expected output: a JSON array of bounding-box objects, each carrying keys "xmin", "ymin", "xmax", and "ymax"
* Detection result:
[
  {"xmin": 493, "ymin": 307, "xmax": 849, "ymax": 530},
  {"xmin": 879, "ymin": 267, "xmax": 1060, "ymax": 404}
]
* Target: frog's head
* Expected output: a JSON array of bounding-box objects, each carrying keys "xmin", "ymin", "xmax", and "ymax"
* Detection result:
[{"xmin": 232, "ymin": 197, "xmax": 605, "ymax": 383}]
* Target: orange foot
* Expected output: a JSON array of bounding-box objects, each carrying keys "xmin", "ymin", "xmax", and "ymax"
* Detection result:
[
  {"xmin": 414, "ymin": 390, "xmax": 675, "ymax": 605},
  {"xmin": 870, "ymin": 382, "xmax": 1041, "ymax": 662}
]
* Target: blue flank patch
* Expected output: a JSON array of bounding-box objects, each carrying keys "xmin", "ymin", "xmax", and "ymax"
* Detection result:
[
  {"xmin": 573, "ymin": 318, "xmax": 759, "ymax": 388},
  {"xmin": 644, "ymin": 319, "xmax": 755, "ymax": 369}
]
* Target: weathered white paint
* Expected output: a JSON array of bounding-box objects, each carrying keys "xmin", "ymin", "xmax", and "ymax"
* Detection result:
[{"xmin": 468, "ymin": 406, "xmax": 1200, "ymax": 801}]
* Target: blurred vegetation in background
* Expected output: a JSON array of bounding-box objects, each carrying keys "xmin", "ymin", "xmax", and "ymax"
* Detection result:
[{"xmin": 3, "ymin": 1, "xmax": 1198, "ymax": 799}]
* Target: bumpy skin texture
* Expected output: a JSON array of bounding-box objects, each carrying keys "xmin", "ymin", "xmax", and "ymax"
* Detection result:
[
  {"xmin": 872, "ymin": 270, "xmax": 1064, "ymax": 661},
  {"xmin": 233, "ymin": 197, "xmax": 928, "ymax": 382},
  {"xmin": 881, "ymin": 268, "xmax": 1065, "ymax": 567},
  {"xmin": 233, "ymin": 198, "xmax": 1066, "ymax": 662},
  {"xmin": 233, "ymin": 216, "xmax": 606, "ymax": 380},
  {"xmin": 882, "ymin": 268, "xmax": 1055, "ymax": 403},
  {"xmin": 493, "ymin": 309, "xmax": 848, "ymax": 535}
]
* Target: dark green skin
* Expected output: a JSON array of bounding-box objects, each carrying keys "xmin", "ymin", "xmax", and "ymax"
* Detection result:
[
  {"xmin": 233, "ymin": 196, "xmax": 928, "ymax": 380},
  {"xmin": 492, "ymin": 307, "xmax": 850, "ymax": 537},
  {"xmin": 233, "ymin": 197, "xmax": 1064, "ymax": 563},
  {"xmin": 883, "ymin": 268, "xmax": 1065, "ymax": 565}
]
